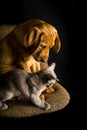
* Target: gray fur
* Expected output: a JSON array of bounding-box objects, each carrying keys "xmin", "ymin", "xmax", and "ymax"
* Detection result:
[{"xmin": 0, "ymin": 63, "xmax": 58, "ymax": 110}]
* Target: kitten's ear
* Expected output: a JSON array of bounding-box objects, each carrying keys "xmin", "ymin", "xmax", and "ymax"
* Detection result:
[{"xmin": 49, "ymin": 62, "xmax": 56, "ymax": 70}]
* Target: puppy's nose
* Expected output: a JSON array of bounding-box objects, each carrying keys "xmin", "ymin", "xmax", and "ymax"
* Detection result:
[{"xmin": 41, "ymin": 59, "xmax": 47, "ymax": 62}]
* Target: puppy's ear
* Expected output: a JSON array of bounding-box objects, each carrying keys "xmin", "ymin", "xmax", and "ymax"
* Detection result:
[
  {"xmin": 24, "ymin": 27, "xmax": 41, "ymax": 47},
  {"xmin": 53, "ymin": 35, "xmax": 61, "ymax": 53},
  {"xmin": 24, "ymin": 27, "xmax": 44, "ymax": 54},
  {"xmin": 13, "ymin": 25, "xmax": 42, "ymax": 54}
]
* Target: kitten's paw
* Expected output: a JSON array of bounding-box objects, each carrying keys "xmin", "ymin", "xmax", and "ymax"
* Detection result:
[
  {"xmin": 0, "ymin": 103, "xmax": 8, "ymax": 110},
  {"xmin": 17, "ymin": 96, "xmax": 26, "ymax": 101},
  {"xmin": 44, "ymin": 102, "xmax": 50, "ymax": 110},
  {"xmin": 17, "ymin": 96, "xmax": 22, "ymax": 101}
]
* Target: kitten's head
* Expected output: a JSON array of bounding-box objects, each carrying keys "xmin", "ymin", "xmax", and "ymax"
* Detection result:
[{"xmin": 41, "ymin": 63, "xmax": 59, "ymax": 87}]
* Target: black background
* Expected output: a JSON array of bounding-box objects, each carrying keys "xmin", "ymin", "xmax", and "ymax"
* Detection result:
[{"xmin": 0, "ymin": 0, "xmax": 86, "ymax": 128}]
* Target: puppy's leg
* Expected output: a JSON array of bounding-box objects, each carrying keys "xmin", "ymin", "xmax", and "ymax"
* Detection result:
[
  {"xmin": 0, "ymin": 64, "xmax": 17, "ymax": 75},
  {"xmin": 18, "ymin": 56, "xmax": 39, "ymax": 73},
  {"xmin": 30, "ymin": 62, "xmax": 41, "ymax": 73},
  {"xmin": 19, "ymin": 61, "xmax": 32, "ymax": 73}
]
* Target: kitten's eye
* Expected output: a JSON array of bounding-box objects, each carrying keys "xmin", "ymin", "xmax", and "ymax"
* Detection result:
[{"xmin": 46, "ymin": 83, "xmax": 53, "ymax": 88}]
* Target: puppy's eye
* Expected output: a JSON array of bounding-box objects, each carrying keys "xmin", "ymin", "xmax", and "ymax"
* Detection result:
[{"xmin": 40, "ymin": 44, "xmax": 46, "ymax": 49}]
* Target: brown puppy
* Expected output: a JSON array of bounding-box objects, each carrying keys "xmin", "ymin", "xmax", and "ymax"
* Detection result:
[{"xmin": 0, "ymin": 19, "xmax": 61, "ymax": 96}]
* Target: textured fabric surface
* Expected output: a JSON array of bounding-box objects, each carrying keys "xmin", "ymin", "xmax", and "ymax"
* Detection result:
[{"xmin": 0, "ymin": 83, "xmax": 70, "ymax": 118}]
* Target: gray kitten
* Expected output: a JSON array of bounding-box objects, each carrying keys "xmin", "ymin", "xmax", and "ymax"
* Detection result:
[{"xmin": 0, "ymin": 63, "xmax": 58, "ymax": 110}]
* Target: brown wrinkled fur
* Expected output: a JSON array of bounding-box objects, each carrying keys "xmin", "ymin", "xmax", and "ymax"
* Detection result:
[{"xmin": 0, "ymin": 19, "xmax": 61, "ymax": 95}]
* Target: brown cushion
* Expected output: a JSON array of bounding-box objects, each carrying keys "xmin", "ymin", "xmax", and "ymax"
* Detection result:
[{"xmin": 0, "ymin": 82, "xmax": 70, "ymax": 118}]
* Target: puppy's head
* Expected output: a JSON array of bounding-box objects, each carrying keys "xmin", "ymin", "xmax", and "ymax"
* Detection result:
[{"xmin": 13, "ymin": 19, "xmax": 61, "ymax": 62}]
